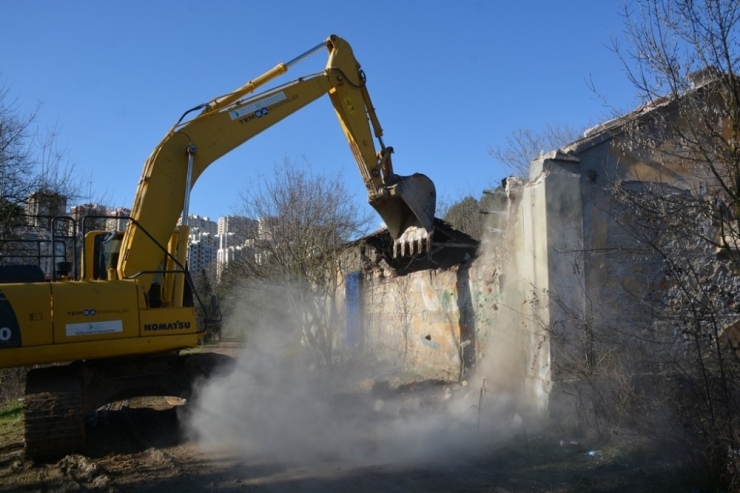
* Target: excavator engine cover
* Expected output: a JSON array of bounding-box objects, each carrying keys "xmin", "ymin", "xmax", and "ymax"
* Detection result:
[{"xmin": 371, "ymin": 173, "xmax": 436, "ymax": 257}]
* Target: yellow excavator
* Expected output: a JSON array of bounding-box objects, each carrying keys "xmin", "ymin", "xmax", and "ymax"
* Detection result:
[{"xmin": 0, "ymin": 34, "xmax": 435, "ymax": 459}]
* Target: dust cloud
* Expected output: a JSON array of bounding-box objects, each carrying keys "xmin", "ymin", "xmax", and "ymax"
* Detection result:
[
  {"xmin": 186, "ymin": 179, "xmax": 538, "ymax": 466},
  {"xmin": 186, "ymin": 288, "xmax": 527, "ymax": 467}
]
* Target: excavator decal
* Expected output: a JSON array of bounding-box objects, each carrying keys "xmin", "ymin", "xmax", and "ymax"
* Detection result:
[
  {"xmin": 143, "ymin": 321, "xmax": 192, "ymax": 331},
  {"xmin": 66, "ymin": 320, "xmax": 123, "ymax": 337}
]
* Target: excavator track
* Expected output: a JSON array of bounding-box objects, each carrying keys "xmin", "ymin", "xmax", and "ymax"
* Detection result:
[
  {"xmin": 24, "ymin": 367, "xmax": 85, "ymax": 460},
  {"xmin": 20, "ymin": 352, "xmax": 235, "ymax": 460}
]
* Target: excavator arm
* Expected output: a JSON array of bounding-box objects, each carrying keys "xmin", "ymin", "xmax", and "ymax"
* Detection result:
[{"xmin": 118, "ymin": 34, "xmax": 435, "ymax": 294}]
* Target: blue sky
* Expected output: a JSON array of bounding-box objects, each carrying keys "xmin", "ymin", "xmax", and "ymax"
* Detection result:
[{"xmin": 2, "ymin": 1, "xmax": 638, "ymax": 223}]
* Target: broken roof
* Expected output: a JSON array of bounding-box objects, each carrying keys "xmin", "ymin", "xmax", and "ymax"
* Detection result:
[
  {"xmin": 561, "ymin": 68, "xmax": 730, "ymax": 157},
  {"xmin": 359, "ymin": 218, "xmax": 479, "ymax": 274}
]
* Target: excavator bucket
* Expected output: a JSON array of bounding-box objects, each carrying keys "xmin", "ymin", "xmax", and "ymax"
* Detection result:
[{"xmin": 370, "ymin": 173, "xmax": 436, "ymax": 258}]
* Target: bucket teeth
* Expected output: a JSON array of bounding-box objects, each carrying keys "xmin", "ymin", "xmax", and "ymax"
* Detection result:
[{"xmin": 392, "ymin": 227, "xmax": 433, "ymax": 258}]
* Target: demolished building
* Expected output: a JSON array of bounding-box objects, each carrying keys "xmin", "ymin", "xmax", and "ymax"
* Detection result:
[
  {"xmin": 338, "ymin": 219, "xmax": 479, "ymax": 383},
  {"xmin": 337, "ymin": 69, "xmax": 740, "ymax": 422}
]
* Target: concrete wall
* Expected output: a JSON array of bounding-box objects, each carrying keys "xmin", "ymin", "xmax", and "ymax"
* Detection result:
[
  {"xmin": 503, "ymin": 143, "xmax": 668, "ymax": 418},
  {"xmin": 354, "ymin": 233, "xmax": 550, "ymax": 416},
  {"xmin": 346, "ymin": 140, "xmax": 665, "ymax": 418},
  {"xmin": 503, "ymin": 121, "xmax": 740, "ymax": 422},
  {"xmin": 469, "ymin": 150, "xmax": 589, "ymax": 417},
  {"xmin": 361, "ymin": 267, "xmax": 471, "ymax": 382}
]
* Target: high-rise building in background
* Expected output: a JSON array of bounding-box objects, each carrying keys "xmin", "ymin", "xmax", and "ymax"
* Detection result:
[
  {"xmin": 217, "ymin": 216, "xmax": 256, "ymax": 243},
  {"xmin": 4, "ymin": 190, "xmax": 268, "ymax": 283},
  {"xmin": 188, "ymin": 230, "xmax": 218, "ymax": 274},
  {"xmin": 105, "ymin": 207, "xmax": 131, "ymax": 232},
  {"xmin": 179, "ymin": 215, "xmax": 219, "ymax": 274},
  {"xmin": 178, "ymin": 214, "xmax": 218, "ymax": 236},
  {"xmin": 23, "ymin": 189, "xmax": 67, "ymax": 230},
  {"xmin": 215, "ymin": 215, "xmax": 258, "ymax": 281},
  {"xmin": 257, "ymin": 216, "xmax": 278, "ymax": 242},
  {"xmin": 69, "ymin": 203, "xmax": 107, "ymax": 234},
  {"xmin": 7, "ymin": 190, "xmax": 69, "ymax": 275}
]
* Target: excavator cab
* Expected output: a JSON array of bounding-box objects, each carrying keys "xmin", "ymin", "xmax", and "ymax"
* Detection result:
[{"xmin": 82, "ymin": 230, "xmax": 124, "ymax": 281}]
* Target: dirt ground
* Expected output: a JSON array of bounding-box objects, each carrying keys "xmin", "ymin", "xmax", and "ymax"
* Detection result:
[{"xmin": 0, "ymin": 345, "xmax": 704, "ymax": 493}]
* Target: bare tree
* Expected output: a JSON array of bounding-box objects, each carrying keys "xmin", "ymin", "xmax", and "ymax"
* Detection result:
[
  {"xmin": 0, "ymin": 85, "xmax": 37, "ymax": 236},
  {"xmin": 222, "ymin": 158, "xmax": 372, "ymax": 368},
  {"xmin": 582, "ymin": 1, "xmax": 740, "ymax": 488},
  {"xmin": 0, "ymin": 84, "xmax": 84, "ymax": 241},
  {"xmin": 489, "ymin": 124, "xmax": 583, "ymax": 179}
]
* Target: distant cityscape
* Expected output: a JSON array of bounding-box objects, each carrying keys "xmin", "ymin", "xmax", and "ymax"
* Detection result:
[
  {"xmin": 179, "ymin": 213, "xmax": 261, "ymax": 281},
  {"xmin": 4, "ymin": 189, "xmax": 267, "ymax": 282}
]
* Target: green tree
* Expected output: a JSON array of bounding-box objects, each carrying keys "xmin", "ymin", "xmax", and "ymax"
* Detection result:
[{"xmin": 442, "ymin": 195, "xmax": 482, "ymax": 239}]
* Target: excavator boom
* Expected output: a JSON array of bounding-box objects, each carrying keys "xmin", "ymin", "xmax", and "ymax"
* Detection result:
[{"xmin": 119, "ymin": 35, "xmax": 436, "ymax": 294}]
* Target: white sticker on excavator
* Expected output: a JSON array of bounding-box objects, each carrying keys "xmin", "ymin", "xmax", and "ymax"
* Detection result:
[
  {"xmin": 229, "ymin": 92, "xmax": 286, "ymax": 120},
  {"xmin": 66, "ymin": 320, "xmax": 123, "ymax": 337}
]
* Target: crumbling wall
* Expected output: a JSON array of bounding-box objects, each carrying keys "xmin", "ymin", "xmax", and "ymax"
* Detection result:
[
  {"xmin": 361, "ymin": 266, "xmax": 473, "ymax": 382},
  {"xmin": 347, "ymin": 101, "xmax": 740, "ymax": 425},
  {"xmin": 355, "ymin": 233, "xmax": 552, "ymax": 417}
]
